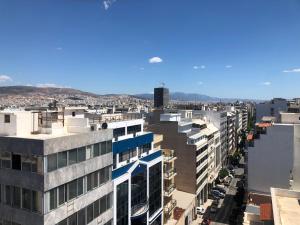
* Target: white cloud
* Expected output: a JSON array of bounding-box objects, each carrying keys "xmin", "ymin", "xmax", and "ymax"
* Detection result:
[
  {"xmin": 193, "ymin": 65, "xmax": 205, "ymax": 70},
  {"xmin": 0, "ymin": 75, "xmax": 12, "ymax": 83},
  {"xmin": 36, "ymin": 83, "xmax": 68, "ymax": 88},
  {"xmin": 56, "ymin": 47, "xmax": 63, "ymax": 51},
  {"xmin": 140, "ymin": 67, "xmax": 145, "ymax": 70},
  {"xmin": 197, "ymin": 81, "xmax": 203, "ymax": 85},
  {"xmin": 225, "ymin": 65, "xmax": 232, "ymax": 68},
  {"xmin": 103, "ymin": 0, "xmax": 116, "ymax": 10},
  {"xmin": 149, "ymin": 57, "xmax": 163, "ymax": 64},
  {"xmin": 261, "ymin": 81, "xmax": 271, "ymax": 86},
  {"xmin": 282, "ymin": 68, "xmax": 300, "ymax": 73}
]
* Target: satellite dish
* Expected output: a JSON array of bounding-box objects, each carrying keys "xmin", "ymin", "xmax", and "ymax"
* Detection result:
[{"xmin": 102, "ymin": 123, "xmax": 108, "ymax": 129}]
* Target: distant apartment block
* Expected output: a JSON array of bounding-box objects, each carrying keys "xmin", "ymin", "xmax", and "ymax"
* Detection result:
[
  {"xmin": 256, "ymin": 98, "xmax": 288, "ymax": 123},
  {"xmin": 0, "ymin": 108, "xmax": 113, "ymax": 225}
]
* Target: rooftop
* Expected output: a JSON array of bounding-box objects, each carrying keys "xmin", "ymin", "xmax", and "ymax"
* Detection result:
[
  {"xmin": 271, "ymin": 188, "xmax": 300, "ymax": 225},
  {"xmin": 173, "ymin": 189, "xmax": 195, "ymax": 210}
]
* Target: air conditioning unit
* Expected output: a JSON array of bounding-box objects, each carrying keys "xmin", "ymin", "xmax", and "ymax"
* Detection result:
[{"xmin": 90, "ymin": 123, "xmax": 101, "ymax": 131}]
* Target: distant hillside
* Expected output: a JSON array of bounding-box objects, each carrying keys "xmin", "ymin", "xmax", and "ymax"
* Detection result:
[
  {"xmin": 135, "ymin": 92, "xmax": 220, "ymax": 102},
  {"xmin": 0, "ymin": 86, "xmax": 100, "ymax": 97},
  {"xmin": 135, "ymin": 92, "xmax": 258, "ymax": 103}
]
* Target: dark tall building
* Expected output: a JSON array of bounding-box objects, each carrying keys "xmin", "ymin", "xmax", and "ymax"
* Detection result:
[{"xmin": 154, "ymin": 87, "xmax": 169, "ymax": 108}]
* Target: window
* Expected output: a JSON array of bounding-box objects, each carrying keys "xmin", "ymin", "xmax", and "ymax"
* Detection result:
[
  {"xmin": 87, "ymin": 203, "xmax": 94, "ymax": 223},
  {"xmin": 77, "ymin": 208, "xmax": 86, "ymax": 225},
  {"xmin": 100, "ymin": 142, "xmax": 107, "ymax": 155},
  {"xmin": 5, "ymin": 185, "xmax": 11, "ymax": 205},
  {"xmin": 93, "ymin": 172, "xmax": 98, "ymax": 189},
  {"xmin": 57, "ymin": 219, "xmax": 67, "ymax": 225},
  {"xmin": 86, "ymin": 145, "xmax": 92, "ymax": 160},
  {"xmin": 87, "ymin": 174, "xmax": 93, "ymax": 192},
  {"xmin": 1, "ymin": 152, "xmax": 11, "ymax": 169},
  {"xmin": 68, "ymin": 149, "xmax": 77, "ymax": 165},
  {"xmin": 31, "ymin": 190, "xmax": 39, "ymax": 212},
  {"xmin": 12, "ymin": 186, "xmax": 21, "ymax": 208},
  {"xmin": 68, "ymin": 180, "xmax": 77, "ymax": 201},
  {"xmin": 94, "ymin": 199, "xmax": 100, "ymax": 219},
  {"xmin": 68, "ymin": 214, "xmax": 77, "ymax": 225},
  {"xmin": 100, "ymin": 195, "xmax": 107, "ymax": 214},
  {"xmin": 77, "ymin": 177, "xmax": 84, "ymax": 196},
  {"xmin": 77, "ymin": 147, "xmax": 86, "ymax": 162},
  {"xmin": 107, "ymin": 141, "xmax": 112, "ymax": 153},
  {"xmin": 49, "ymin": 188, "xmax": 57, "ymax": 210},
  {"xmin": 22, "ymin": 188, "xmax": 31, "ymax": 210},
  {"xmin": 58, "ymin": 152, "xmax": 67, "ymax": 168},
  {"xmin": 4, "ymin": 114, "xmax": 10, "ymax": 123},
  {"xmin": 47, "ymin": 154, "xmax": 57, "ymax": 172},
  {"xmin": 58, "ymin": 185, "xmax": 65, "ymax": 205},
  {"xmin": 93, "ymin": 143, "xmax": 100, "ymax": 157},
  {"xmin": 12, "ymin": 154, "xmax": 21, "ymax": 170}
]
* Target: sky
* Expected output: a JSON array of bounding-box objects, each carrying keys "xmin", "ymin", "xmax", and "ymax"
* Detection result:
[{"xmin": 0, "ymin": 0, "xmax": 300, "ymax": 99}]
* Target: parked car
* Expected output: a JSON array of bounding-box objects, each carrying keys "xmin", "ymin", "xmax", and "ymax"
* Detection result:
[
  {"xmin": 212, "ymin": 199, "xmax": 219, "ymax": 207},
  {"xmin": 212, "ymin": 186, "xmax": 226, "ymax": 194},
  {"xmin": 211, "ymin": 190, "xmax": 225, "ymax": 198},
  {"xmin": 196, "ymin": 206, "xmax": 205, "ymax": 215},
  {"xmin": 210, "ymin": 205, "xmax": 218, "ymax": 213}
]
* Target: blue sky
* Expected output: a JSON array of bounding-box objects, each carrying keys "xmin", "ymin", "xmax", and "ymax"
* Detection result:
[{"xmin": 0, "ymin": 0, "xmax": 300, "ymax": 99}]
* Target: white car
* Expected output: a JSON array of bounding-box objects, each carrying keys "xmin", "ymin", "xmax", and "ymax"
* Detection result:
[{"xmin": 196, "ymin": 206, "xmax": 205, "ymax": 215}]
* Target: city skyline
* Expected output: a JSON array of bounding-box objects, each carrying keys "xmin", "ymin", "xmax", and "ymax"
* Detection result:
[{"xmin": 1, "ymin": 0, "xmax": 300, "ymax": 99}]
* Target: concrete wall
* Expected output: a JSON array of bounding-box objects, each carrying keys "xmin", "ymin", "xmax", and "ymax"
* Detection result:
[
  {"xmin": 280, "ymin": 113, "xmax": 300, "ymax": 124},
  {"xmin": 256, "ymin": 99, "xmax": 288, "ymax": 122},
  {"xmin": 248, "ymin": 124, "xmax": 294, "ymax": 194},
  {"xmin": 148, "ymin": 122, "xmax": 197, "ymax": 194}
]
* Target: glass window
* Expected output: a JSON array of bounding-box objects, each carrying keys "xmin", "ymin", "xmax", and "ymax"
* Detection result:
[
  {"xmin": 94, "ymin": 199, "xmax": 100, "ymax": 219},
  {"xmin": 58, "ymin": 152, "xmax": 67, "ymax": 168},
  {"xmin": 58, "ymin": 185, "xmax": 65, "ymax": 205},
  {"xmin": 1, "ymin": 152, "xmax": 11, "ymax": 169},
  {"xmin": 87, "ymin": 203, "xmax": 94, "ymax": 223},
  {"xmin": 5, "ymin": 185, "xmax": 11, "ymax": 205},
  {"xmin": 77, "ymin": 177, "xmax": 84, "ymax": 196},
  {"xmin": 68, "ymin": 180, "xmax": 77, "ymax": 201},
  {"xmin": 77, "ymin": 147, "xmax": 86, "ymax": 162},
  {"xmin": 93, "ymin": 172, "xmax": 98, "ymax": 189},
  {"xmin": 57, "ymin": 219, "xmax": 67, "ymax": 225},
  {"xmin": 22, "ymin": 188, "xmax": 31, "ymax": 210},
  {"xmin": 49, "ymin": 188, "xmax": 57, "ymax": 210},
  {"xmin": 107, "ymin": 141, "xmax": 112, "ymax": 153},
  {"xmin": 68, "ymin": 149, "xmax": 77, "ymax": 165},
  {"xmin": 77, "ymin": 208, "xmax": 86, "ymax": 225},
  {"xmin": 87, "ymin": 174, "xmax": 92, "ymax": 192},
  {"xmin": 32, "ymin": 190, "xmax": 39, "ymax": 212},
  {"xmin": 21, "ymin": 155, "xmax": 32, "ymax": 172},
  {"xmin": 68, "ymin": 213, "xmax": 77, "ymax": 225},
  {"xmin": 31, "ymin": 156, "xmax": 38, "ymax": 173},
  {"xmin": 47, "ymin": 154, "xmax": 57, "ymax": 172},
  {"xmin": 100, "ymin": 142, "xmax": 107, "ymax": 155},
  {"xmin": 12, "ymin": 186, "xmax": 21, "ymax": 208},
  {"xmin": 100, "ymin": 195, "xmax": 107, "ymax": 214},
  {"xmin": 93, "ymin": 143, "xmax": 100, "ymax": 157},
  {"xmin": 86, "ymin": 145, "xmax": 92, "ymax": 160},
  {"xmin": 4, "ymin": 114, "xmax": 10, "ymax": 123}
]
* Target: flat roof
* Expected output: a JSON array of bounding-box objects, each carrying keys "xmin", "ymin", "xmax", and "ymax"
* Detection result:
[
  {"xmin": 271, "ymin": 188, "xmax": 300, "ymax": 225},
  {"xmin": 173, "ymin": 190, "xmax": 195, "ymax": 210}
]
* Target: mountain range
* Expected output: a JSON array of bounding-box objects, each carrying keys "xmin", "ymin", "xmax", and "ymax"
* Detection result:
[{"xmin": 0, "ymin": 86, "xmax": 257, "ymax": 102}]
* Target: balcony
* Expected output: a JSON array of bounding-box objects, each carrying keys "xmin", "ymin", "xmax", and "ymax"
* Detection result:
[
  {"xmin": 164, "ymin": 199, "xmax": 177, "ymax": 216},
  {"xmin": 131, "ymin": 199, "xmax": 149, "ymax": 218},
  {"xmin": 164, "ymin": 183, "xmax": 176, "ymax": 197},
  {"xmin": 164, "ymin": 168, "xmax": 177, "ymax": 180},
  {"xmin": 163, "ymin": 152, "xmax": 177, "ymax": 163}
]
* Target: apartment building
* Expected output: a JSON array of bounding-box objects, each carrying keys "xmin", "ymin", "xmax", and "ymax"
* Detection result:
[
  {"xmin": 193, "ymin": 110, "xmax": 228, "ymax": 166},
  {"xmin": 0, "ymin": 109, "xmax": 113, "ymax": 225},
  {"xmin": 85, "ymin": 112, "xmax": 164, "ymax": 225},
  {"xmin": 226, "ymin": 111, "xmax": 236, "ymax": 155},
  {"xmin": 256, "ymin": 98, "xmax": 288, "ymax": 123},
  {"xmin": 148, "ymin": 112, "xmax": 221, "ymax": 208}
]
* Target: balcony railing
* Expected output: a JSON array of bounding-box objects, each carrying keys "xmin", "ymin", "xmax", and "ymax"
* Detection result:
[
  {"xmin": 163, "ymin": 153, "xmax": 177, "ymax": 163},
  {"xmin": 164, "ymin": 168, "xmax": 177, "ymax": 179},
  {"xmin": 164, "ymin": 199, "xmax": 177, "ymax": 215},
  {"xmin": 164, "ymin": 183, "xmax": 176, "ymax": 197},
  {"xmin": 131, "ymin": 199, "xmax": 149, "ymax": 218}
]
